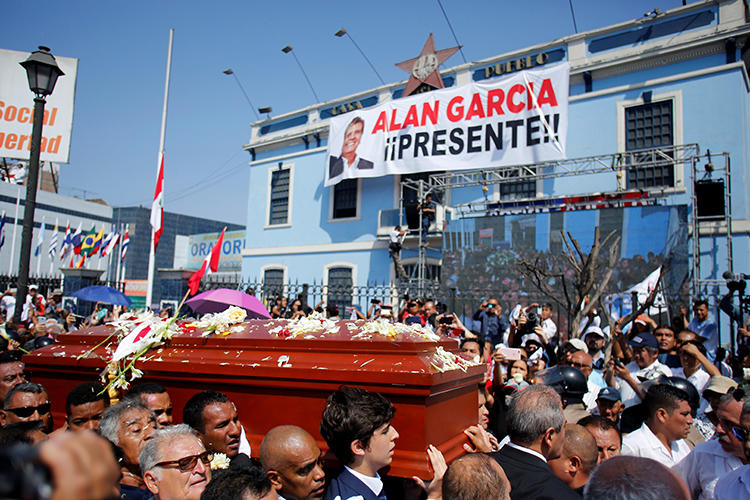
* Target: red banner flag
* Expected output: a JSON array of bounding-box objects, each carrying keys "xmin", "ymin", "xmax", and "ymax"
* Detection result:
[{"xmin": 187, "ymin": 227, "xmax": 226, "ymax": 295}]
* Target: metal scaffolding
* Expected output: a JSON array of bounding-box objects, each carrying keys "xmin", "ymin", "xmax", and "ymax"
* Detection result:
[{"xmin": 396, "ymin": 143, "xmax": 730, "ymax": 300}]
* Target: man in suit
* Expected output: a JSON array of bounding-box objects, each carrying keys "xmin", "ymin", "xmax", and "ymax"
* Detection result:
[
  {"xmin": 491, "ymin": 385, "xmax": 581, "ymax": 500},
  {"xmin": 329, "ymin": 116, "xmax": 374, "ymax": 179}
]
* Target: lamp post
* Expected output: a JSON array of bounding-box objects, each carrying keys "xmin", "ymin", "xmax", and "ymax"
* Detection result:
[
  {"xmin": 14, "ymin": 46, "xmax": 64, "ymax": 325},
  {"xmin": 281, "ymin": 45, "xmax": 321, "ymax": 103}
]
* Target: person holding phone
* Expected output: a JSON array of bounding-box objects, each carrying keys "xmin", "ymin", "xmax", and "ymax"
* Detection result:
[{"xmin": 472, "ymin": 298, "xmax": 509, "ymax": 347}]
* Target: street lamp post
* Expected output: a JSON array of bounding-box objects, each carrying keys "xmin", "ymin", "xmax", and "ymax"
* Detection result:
[{"xmin": 14, "ymin": 46, "xmax": 64, "ymax": 325}]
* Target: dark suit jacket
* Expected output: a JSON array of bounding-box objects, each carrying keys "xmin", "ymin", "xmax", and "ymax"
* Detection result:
[
  {"xmin": 323, "ymin": 467, "xmax": 385, "ymax": 500},
  {"xmin": 329, "ymin": 155, "xmax": 374, "ymax": 178},
  {"xmin": 491, "ymin": 445, "xmax": 581, "ymax": 500}
]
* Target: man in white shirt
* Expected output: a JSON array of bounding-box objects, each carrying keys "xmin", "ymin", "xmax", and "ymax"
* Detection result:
[
  {"xmin": 621, "ymin": 384, "xmax": 693, "ymax": 467},
  {"xmin": 0, "ymin": 288, "xmax": 16, "ymax": 322},
  {"xmin": 388, "ymin": 226, "xmax": 407, "ymax": 279},
  {"xmin": 607, "ymin": 333, "xmax": 672, "ymax": 408},
  {"xmin": 673, "ymin": 392, "xmax": 746, "ymax": 500},
  {"xmin": 539, "ymin": 303, "xmax": 557, "ymax": 342},
  {"xmin": 713, "ymin": 398, "xmax": 750, "ymax": 499},
  {"xmin": 673, "ymin": 334, "xmax": 713, "ymax": 391}
]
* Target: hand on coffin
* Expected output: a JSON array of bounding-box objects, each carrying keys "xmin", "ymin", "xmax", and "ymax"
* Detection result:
[
  {"xmin": 462, "ymin": 425, "xmax": 495, "ymax": 453},
  {"xmin": 412, "ymin": 444, "xmax": 447, "ymax": 499}
]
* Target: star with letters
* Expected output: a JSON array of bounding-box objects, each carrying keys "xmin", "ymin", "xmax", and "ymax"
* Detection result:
[{"xmin": 395, "ymin": 33, "xmax": 460, "ymax": 97}]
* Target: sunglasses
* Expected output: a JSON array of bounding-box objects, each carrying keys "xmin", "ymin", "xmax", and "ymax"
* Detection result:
[
  {"xmin": 5, "ymin": 403, "xmax": 51, "ymax": 418},
  {"xmin": 155, "ymin": 451, "xmax": 212, "ymax": 473},
  {"xmin": 731, "ymin": 426, "xmax": 748, "ymax": 442}
]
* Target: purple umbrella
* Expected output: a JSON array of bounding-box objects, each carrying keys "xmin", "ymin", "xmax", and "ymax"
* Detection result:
[{"xmin": 185, "ymin": 288, "xmax": 271, "ymax": 319}]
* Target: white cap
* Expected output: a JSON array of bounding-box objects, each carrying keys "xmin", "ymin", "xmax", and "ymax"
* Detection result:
[
  {"xmin": 566, "ymin": 338, "xmax": 589, "ymax": 353},
  {"xmin": 583, "ymin": 325, "xmax": 608, "ymax": 341}
]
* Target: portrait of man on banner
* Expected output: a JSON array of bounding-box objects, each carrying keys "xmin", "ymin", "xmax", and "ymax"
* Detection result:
[{"xmin": 328, "ymin": 116, "xmax": 374, "ymax": 179}]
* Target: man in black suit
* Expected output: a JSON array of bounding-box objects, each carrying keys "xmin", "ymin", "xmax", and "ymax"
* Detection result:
[
  {"xmin": 491, "ymin": 385, "xmax": 581, "ymax": 500},
  {"xmin": 329, "ymin": 116, "xmax": 374, "ymax": 179}
]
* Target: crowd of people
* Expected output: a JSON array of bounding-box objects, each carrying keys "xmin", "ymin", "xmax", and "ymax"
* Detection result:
[{"xmin": 1, "ymin": 281, "xmax": 750, "ymax": 500}]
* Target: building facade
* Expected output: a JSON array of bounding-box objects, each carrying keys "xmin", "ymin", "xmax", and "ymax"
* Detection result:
[{"xmin": 242, "ymin": 0, "xmax": 750, "ymax": 320}]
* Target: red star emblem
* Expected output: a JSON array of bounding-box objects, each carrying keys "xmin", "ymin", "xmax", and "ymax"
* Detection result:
[{"xmin": 395, "ymin": 33, "xmax": 460, "ymax": 97}]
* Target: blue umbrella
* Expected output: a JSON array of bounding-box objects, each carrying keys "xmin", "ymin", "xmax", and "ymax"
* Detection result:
[{"xmin": 71, "ymin": 285, "xmax": 132, "ymax": 306}]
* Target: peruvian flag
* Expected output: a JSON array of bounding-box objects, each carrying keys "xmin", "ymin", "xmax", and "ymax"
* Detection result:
[
  {"xmin": 187, "ymin": 227, "xmax": 225, "ymax": 295},
  {"xmin": 150, "ymin": 152, "xmax": 164, "ymax": 250}
]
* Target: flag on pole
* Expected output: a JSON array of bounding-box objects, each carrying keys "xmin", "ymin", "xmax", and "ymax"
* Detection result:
[
  {"xmin": 60, "ymin": 221, "xmax": 71, "ymax": 261},
  {"xmin": 101, "ymin": 226, "xmax": 119, "ymax": 258},
  {"xmin": 0, "ymin": 212, "xmax": 6, "ymax": 250},
  {"xmin": 71, "ymin": 222, "xmax": 83, "ymax": 254},
  {"xmin": 81, "ymin": 226, "xmax": 104, "ymax": 257},
  {"xmin": 121, "ymin": 225, "xmax": 130, "ymax": 260},
  {"xmin": 34, "ymin": 218, "xmax": 46, "ymax": 257},
  {"xmin": 150, "ymin": 152, "xmax": 164, "ymax": 250},
  {"xmin": 188, "ymin": 227, "xmax": 225, "ymax": 295},
  {"xmin": 48, "ymin": 219, "xmax": 59, "ymax": 259},
  {"xmin": 99, "ymin": 227, "xmax": 114, "ymax": 257}
]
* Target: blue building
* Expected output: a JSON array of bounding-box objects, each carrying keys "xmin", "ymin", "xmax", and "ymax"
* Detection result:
[{"xmin": 242, "ymin": 0, "xmax": 749, "ymax": 327}]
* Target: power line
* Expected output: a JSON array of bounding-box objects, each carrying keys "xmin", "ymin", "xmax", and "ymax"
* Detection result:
[{"xmin": 436, "ymin": 0, "xmax": 467, "ymax": 64}]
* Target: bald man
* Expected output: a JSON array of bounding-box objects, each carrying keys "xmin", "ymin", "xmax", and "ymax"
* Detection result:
[
  {"xmin": 442, "ymin": 453, "xmax": 511, "ymax": 500},
  {"xmin": 569, "ymin": 351, "xmax": 602, "ymax": 411},
  {"xmin": 259, "ymin": 425, "xmax": 326, "ymax": 500},
  {"xmin": 548, "ymin": 424, "xmax": 599, "ymax": 493},
  {"xmin": 584, "ymin": 455, "xmax": 690, "ymax": 500}
]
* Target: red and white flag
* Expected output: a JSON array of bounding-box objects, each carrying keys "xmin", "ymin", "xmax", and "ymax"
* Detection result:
[
  {"xmin": 121, "ymin": 225, "xmax": 130, "ymax": 260},
  {"xmin": 188, "ymin": 227, "xmax": 226, "ymax": 295},
  {"xmin": 150, "ymin": 152, "xmax": 164, "ymax": 250}
]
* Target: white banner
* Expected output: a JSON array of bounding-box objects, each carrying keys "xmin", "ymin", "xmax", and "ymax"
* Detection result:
[
  {"xmin": 325, "ymin": 62, "xmax": 569, "ymax": 186},
  {"xmin": 0, "ymin": 48, "xmax": 78, "ymax": 163}
]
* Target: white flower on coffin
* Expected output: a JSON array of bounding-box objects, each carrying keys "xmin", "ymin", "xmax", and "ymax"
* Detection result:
[{"xmin": 112, "ymin": 322, "xmax": 162, "ymax": 362}]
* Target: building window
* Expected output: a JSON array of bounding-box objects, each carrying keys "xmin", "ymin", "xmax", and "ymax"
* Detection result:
[
  {"xmin": 327, "ymin": 267, "xmax": 353, "ymax": 314},
  {"xmin": 332, "ymin": 179, "xmax": 358, "ymax": 219},
  {"xmin": 269, "ymin": 168, "xmax": 291, "ymax": 225},
  {"xmin": 263, "ymin": 268, "xmax": 284, "ymax": 299},
  {"xmin": 625, "ymin": 100, "xmax": 674, "ymax": 189}
]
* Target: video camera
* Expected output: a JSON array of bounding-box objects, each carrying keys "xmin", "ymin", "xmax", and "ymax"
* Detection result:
[{"xmin": 723, "ymin": 271, "xmax": 749, "ymax": 293}]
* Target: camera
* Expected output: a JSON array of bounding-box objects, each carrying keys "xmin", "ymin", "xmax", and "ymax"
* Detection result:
[{"xmin": 519, "ymin": 310, "xmax": 539, "ymax": 336}]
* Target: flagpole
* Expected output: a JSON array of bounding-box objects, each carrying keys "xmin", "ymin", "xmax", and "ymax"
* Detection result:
[
  {"xmin": 116, "ymin": 224, "xmax": 124, "ymax": 284},
  {"xmin": 8, "ymin": 186, "xmax": 20, "ymax": 275},
  {"xmin": 146, "ymin": 28, "xmax": 174, "ymax": 310}
]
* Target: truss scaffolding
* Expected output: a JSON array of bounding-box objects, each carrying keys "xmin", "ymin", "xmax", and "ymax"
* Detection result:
[{"xmin": 394, "ymin": 143, "xmax": 731, "ymax": 303}]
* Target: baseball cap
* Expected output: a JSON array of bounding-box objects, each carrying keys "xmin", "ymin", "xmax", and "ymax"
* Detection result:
[
  {"xmin": 597, "ymin": 386, "xmax": 621, "ymax": 402},
  {"xmin": 583, "ymin": 326, "xmax": 608, "ymax": 341},
  {"xmin": 702, "ymin": 376, "xmax": 737, "ymax": 397},
  {"xmin": 628, "ymin": 333, "xmax": 658, "ymax": 349},
  {"xmin": 565, "ymin": 338, "xmax": 589, "ymax": 354}
]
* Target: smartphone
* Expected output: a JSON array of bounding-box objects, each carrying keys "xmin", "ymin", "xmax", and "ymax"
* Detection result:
[
  {"xmin": 614, "ymin": 358, "xmax": 625, "ymax": 368},
  {"xmin": 496, "ymin": 346, "xmax": 522, "ymax": 361},
  {"xmin": 371, "ymin": 299, "xmax": 381, "ymax": 304},
  {"xmin": 439, "ymin": 316, "xmax": 454, "ymax": 325}
]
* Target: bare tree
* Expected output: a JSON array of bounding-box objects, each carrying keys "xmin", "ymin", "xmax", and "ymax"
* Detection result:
[{"xmin": 518, "ymin": 226, "xmax": 620, "ymax": 337}]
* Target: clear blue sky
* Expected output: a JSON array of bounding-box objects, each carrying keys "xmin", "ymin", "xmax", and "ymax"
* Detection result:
[{"xmin": 3, "ymin": 0, "xmax": 683, "ymax": 225}]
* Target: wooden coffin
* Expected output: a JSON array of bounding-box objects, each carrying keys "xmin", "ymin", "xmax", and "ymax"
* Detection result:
[{"xmin": 23, "ymin": 317, "xmax": 483, "ymax": 478}]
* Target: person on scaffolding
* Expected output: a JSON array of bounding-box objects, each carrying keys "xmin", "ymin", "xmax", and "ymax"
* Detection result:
[
  {"xmin": 418, "ymin": 193, "xmax": 436, "ymax": 248},
  {"xmin": 389, "ymin": 225, "xmax": 408, "ymax": 279}
]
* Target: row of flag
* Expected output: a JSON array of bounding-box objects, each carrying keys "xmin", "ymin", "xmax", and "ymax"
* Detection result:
[{"xmin": 0, "ymin": 213, "xmax": 131, "ymax": 265}]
